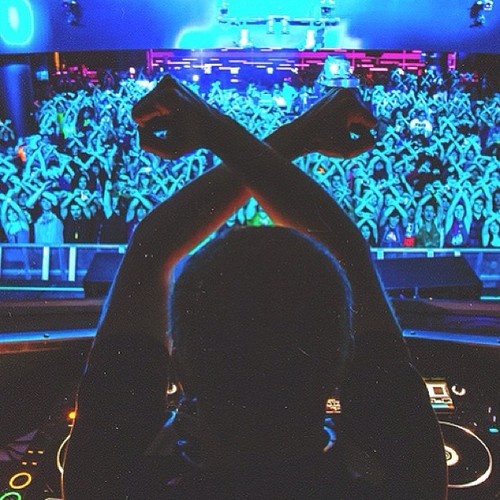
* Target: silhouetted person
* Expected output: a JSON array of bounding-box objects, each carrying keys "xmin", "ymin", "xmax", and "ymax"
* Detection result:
[{"xmin": 63, "ymin": 77, "xmax": 447, "ymax": 499}]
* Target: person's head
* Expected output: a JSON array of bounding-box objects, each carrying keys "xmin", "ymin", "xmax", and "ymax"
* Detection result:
[
  {"xmin": 472, "ymin": 197, "xmax": 485, "ymax": 216},
  {"xmin": 138, "ymin": 173, "xmax": 151, "ymax": 189},
  {"xmin": 384, "ymin": 192, "xmax": 395, "ymax": 207},
  {"xmin": 40, "ymin": 196, "xmax": 53, "ymax": 212},
  {"xmin": 6, "ymin": 206, "xmax": 19, "ymax": 222},
  {"xmin": 17, "ymin": 191, "xmax": 28, "ymax": 208},
  {"xmin": 359, "ymin": 223, "xmax": 375, "ymax": 246},
  {"xmin": 465, "ymin": 148, "xmax": 475, "ymax": 162},
  {"xmin": 454, "ymin": 203, "xmax": 465, "ymax": 221},
  {"xmin": 388, "ymin": 209, "xmax": 401, "ymax": 228},
  {"xmin": 89, "ymin": 202, "xmax": 100, "ymax": 217},
  {"xmin": 331, "ymin": 173, "xmax": 342, "ymax": 190},
  {"xmin": 136, "ymin": 204, "xmax": 148, "ymax": 221},
  {"xmin": 70, "ymin": 204, "xmax": 83, "ymax": 220},
  {"xmin": 490, "ymin": 219, "xmax": 499, "ymax": 236},
  {"xmin": 407, "ymin": 205, "xmax": 416, "ymax": 222},
  {"xmin": 418, "ymin": 110, "xmax": 427, "ymax": 121},
  {"xmin": 170, "ymin": 227, "xmax": 352, "ymax": 434},
  {"xmin": 494, "ymin": 190, "xmax": 500, "ymax": 212},
  {"xmin": 77, "ymin": 175, "xmax": 88, "ymax": 191},
  {"xmin": 423, "ymin": 203, "xmax": 437, "ymax": 222}
]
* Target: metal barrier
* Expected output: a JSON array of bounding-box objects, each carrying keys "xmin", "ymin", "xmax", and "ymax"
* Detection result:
[
  {"xmin": 0, "ymin": 244, "xmax": 498, "ymax": 292},
  {"xmin": 0, "ymin": 244, "xmax": 126, "ymax": 283}
]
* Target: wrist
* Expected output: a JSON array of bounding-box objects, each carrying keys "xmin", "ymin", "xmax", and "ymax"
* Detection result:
[{"xmin": 267, "ymin": 121, "xmax": 309, "ymax": 160}]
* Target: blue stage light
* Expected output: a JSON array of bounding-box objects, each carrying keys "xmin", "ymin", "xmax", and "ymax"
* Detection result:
[{"xmin": 0, "ymin": 0, "xmax": 34, "ymax": 46}]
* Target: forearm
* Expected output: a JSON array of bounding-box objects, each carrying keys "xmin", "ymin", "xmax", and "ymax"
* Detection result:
[
  {"xmin": 96, "ymin": 163, "xmax": 249, "ymax": 345},
  {"xmin": 206, "ymin": 115, "xmax": 404, "ymax": 347},
  {"xmin": 96, "ymin": 114, "xmax": 317, "ymax": 345}
]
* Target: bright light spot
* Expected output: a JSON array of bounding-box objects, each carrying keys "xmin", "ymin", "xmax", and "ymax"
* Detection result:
[
  {"xmin": 0, "ymin": 0, "xmax": 35, "ymax": 46},
  {"xmin": 8, "ymin": 7, "xmax": 20, "ymax": 31}
]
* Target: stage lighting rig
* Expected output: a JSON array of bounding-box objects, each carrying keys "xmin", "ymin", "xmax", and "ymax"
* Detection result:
[
  {"xmin": 62, "ymin": 0, "xmax": 81, "ymax": 26},
  {"xmin": 218, "ymin": 1, "xmax": 229, "ymax": 21},
  {"xmin": 217, "ymin": 4, "xmax": 340, "ymax": 47},
  {"xmin": 470, "ymin": 0, "xmax": 494, "ymax": 27},
  {"xmin": 320, "ymin": 0, "xmax": 336, "ymax": 19},
  {"xmin": 281, "ymin": 17, "xmax": 290, "ymax": 35}
]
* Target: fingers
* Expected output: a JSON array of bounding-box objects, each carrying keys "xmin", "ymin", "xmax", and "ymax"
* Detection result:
[{"xmin": 132, "ymin": 76, "xmax": 180, "ymax": 127}]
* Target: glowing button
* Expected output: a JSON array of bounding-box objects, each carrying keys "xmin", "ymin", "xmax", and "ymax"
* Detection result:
[
  {"xmin": 0, "ymin": 492, "xmax": 22, "ymax": 500},
  {"xmin": 8, "ymin": 471, "xmax": 32, "ymax": 489},
  {"xmin": 444, "ymin": 445, "xmax": 459, "ymax": 467}
]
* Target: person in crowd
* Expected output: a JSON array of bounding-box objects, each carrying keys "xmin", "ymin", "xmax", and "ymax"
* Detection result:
[
  {"xmin": 467, "ymin": 193, "xmax": 487, "ymax": 247},
  {"xmin": 357, "ymin": 218, "xmax": 378, "ymax": 246},
  {"xmin": 125, "ymin": 189, "xmax": 154, "ymax": 240},
  {"xmin": 482, "ymin": 214, "xmax": 500, "ymax": 248},
  {"xmin": 0, "ymin": 196, "xmax": 30, "ymax": 243},
  {"xmin": 378, "ymin": 206, "xmax": 406, "ymax": 248},
  {"xmin": 414, "ymin": 194, "xmax": 444, "ymax": 248},
  {"xmin": 0, "ymin": 60, "xmax": 498, "ymax": 252},
  {"xmin": 444, "ymin": 191, "xmax": 472, "ymax": 248},
  {"xmin": 32, "ymin": 192, "xmax": 64, "ymax": 245},
  {"xmin": 61, "ymin": 200, "xmax": 95, "ymax": 244},
  {"xmin": 62, "ymin": 76, "xmax": 447, "ymax": 500},
  {"xmin": 98, "ymin": 179, "xmax": 128, "ymax": 244},
  {"xmin": 409, "ymin": 109, "xmax": 433, "ymax": 145}
]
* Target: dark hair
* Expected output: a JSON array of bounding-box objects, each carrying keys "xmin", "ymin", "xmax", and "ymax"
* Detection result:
[{"xmin": 170, "ymin": 226, "xmax": 353, "ymax": 410}]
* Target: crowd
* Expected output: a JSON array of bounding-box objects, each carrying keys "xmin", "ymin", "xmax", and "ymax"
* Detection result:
[{"xmin": 0, "ymin": 63, "xmax": 498, "ymax": 249}]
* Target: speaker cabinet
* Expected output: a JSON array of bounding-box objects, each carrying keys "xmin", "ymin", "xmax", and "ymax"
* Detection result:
[
  {"xmin": 375, "ymin": 256, "xmax": 482, "ymax": 300},
  {"xmin": 83, "ymin": 252, "xmax": 123, "ymax": 298}
]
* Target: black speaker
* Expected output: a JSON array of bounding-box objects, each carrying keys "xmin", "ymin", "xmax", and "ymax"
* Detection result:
[
  {"xmin": 375, "ymin": 256, "xmax": 482, "ymax": 300},
  {"xmin": 83, "ymin": 252, "xmax": 123, "ymax": 298}
]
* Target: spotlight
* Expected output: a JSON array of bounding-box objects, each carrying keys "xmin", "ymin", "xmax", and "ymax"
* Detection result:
[
  {"xmin": 317, "ymin": 55, "xmax": 360, "ymax": 88},
  {"xmin": 470, "ymin": 0, "xmax": 494, "ymax": 27},
  {"xmin": 304, "ymin": 29, "xmax": 316, "ymax": 50},
  {"xmin": 320, "ymin": 0, "xmax": 335, "ymax": 18},
  {"xmin": 267, "ymin": 17, "xmax": 274, "ymax": 34},
  {"xmin": 281, "ymin": 17, "xmax": 290, "ymax": 35},
  {"xmin": 219, "ymin": 1, "xmax": 229, "ymax": 16},
  {"xmin": 238, "ymin": 28, "xmax": 253, "ymax": 48},
  {"xmin": 217, "ymin": 1, "xmax": 230, "ymax": 23},
  {"xmin": 62, "ymin": 0, "xmax": 81, "ymax": 26}
]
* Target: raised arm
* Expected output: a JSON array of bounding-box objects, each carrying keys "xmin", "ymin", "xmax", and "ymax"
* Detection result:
[
  {"xmin": 135, "ymin": 77, "xmax": 400, "ymax": 346},
  {"xmin": 64, "ymin": 78, "xmax": 367, "ymax": 499},
  {"xmin": 134, "ymin": 76, "xmax": 447, "ymax": 498}
]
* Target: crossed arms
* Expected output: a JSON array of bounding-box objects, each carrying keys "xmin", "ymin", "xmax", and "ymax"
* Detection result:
[{"xmin": 63, "ymin": 77, "xmax": 447, "ymax": 499}]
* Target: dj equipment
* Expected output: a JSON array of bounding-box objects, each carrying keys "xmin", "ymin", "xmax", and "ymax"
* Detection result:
[
  {"xmin": 1, "ymin": 337, "xmax": 497, "ymax": 499},
  {"xmin": 0, "ymin": 297, "xmax": 498, "ymax": 498}
]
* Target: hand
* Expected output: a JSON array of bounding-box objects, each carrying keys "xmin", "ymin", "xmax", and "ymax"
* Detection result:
[
  {"xmin": 132, "ymin": 75, "xmax": 222, "ymax": 159},
  {"xmin": 286, "ymin": 88, "xmax": 377, "ymax": 158}
]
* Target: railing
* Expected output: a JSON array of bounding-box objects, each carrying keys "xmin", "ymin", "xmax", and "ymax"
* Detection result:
[
  {"xmin": 0, "ymin": 244, "xmax": 498, "ymax": 291},
  {"xmin": 0, "ymin": 244, "xmax": 126, "ymax": 283}
]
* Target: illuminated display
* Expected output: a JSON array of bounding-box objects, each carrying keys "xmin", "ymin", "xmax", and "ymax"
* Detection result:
[
  {"xmin": 0, "ymin": 0, "xmax": 34, "ymax": 46},
  {"xmin": 425, "ymin": 379, "xmax": 455, "ymax": 412}
]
